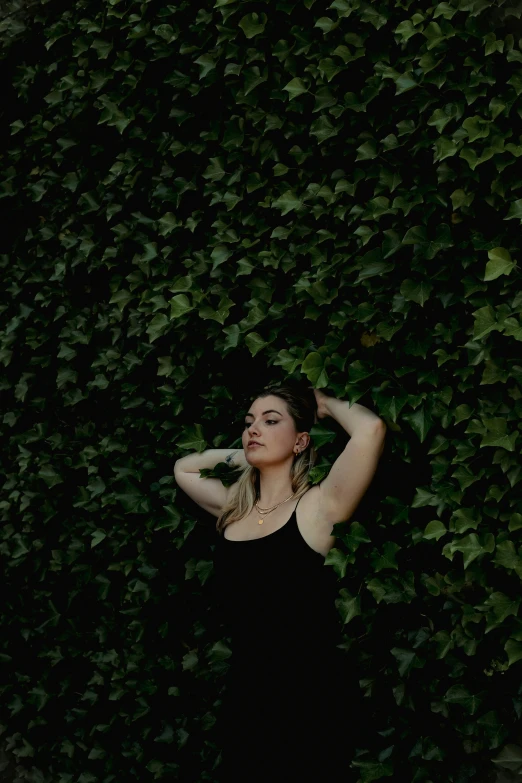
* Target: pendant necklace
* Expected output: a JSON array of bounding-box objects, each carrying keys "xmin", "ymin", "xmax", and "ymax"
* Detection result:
[{"xmin": 254, "ymin": 447, "xmax": 301, "ymax": 524}]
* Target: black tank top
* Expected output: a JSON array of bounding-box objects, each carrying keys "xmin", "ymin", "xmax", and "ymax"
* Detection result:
[
  {"xmin": 212, "ymin": 489, "xmax": 363, "ymax": 781},
  {"xmin": 213, "ymin": 489, "xmax": 341, "ymax": 668}
]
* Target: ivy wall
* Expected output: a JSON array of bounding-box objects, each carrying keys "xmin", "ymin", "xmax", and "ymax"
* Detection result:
[{"xmin": 1, "ymin": 0, "xmax": 522, "ymax": 781}]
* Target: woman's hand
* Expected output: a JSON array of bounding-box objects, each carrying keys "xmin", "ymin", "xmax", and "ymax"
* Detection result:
[{"xmin": 310, "ymin": 387, "xmax": 331, "ymax": 420}]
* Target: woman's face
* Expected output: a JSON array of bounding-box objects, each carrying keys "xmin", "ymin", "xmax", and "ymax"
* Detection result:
[{"xmin": 241, "ymin": 395, "xmax": 308, "ymax": 464}]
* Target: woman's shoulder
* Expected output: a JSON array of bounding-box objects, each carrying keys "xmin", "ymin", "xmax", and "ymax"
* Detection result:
[{"xmin": 297, "ymin": 484, "xmax": 337, "ymax": 557}]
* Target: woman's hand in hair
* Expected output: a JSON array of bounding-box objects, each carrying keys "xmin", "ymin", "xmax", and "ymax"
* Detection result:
[{"xmin": 310, "ymin": 387, "xmax": 330, "ymax": 419}]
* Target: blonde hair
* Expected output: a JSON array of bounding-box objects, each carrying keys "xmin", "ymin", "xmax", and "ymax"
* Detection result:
[{"xmin": 216, "ymin": 381, "xmax": 319, "ymax": 535}]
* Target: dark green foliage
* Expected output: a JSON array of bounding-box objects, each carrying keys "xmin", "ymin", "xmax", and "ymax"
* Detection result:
[{"xmin": 1, "ymin": 0, "xmax": 522, "ymax": 781}]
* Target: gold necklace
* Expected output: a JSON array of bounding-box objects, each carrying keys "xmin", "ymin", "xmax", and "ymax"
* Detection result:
[
  {"xmin": 254, "ymin": 447, "xmax": 301, "ymax": 525},
  {"xmin": 254, "ymin": 493, "xmax": 296, "ymax": 525}
]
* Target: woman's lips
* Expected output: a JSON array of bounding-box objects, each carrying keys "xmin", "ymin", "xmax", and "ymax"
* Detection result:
[{"xmin": 248, "ymin": 443, "xmax": 262, "ymax": 448}]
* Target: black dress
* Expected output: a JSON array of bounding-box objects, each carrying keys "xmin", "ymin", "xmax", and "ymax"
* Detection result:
[{"xmin": 212, "ymin": 490, "xmax": 363, "ymax": 782}]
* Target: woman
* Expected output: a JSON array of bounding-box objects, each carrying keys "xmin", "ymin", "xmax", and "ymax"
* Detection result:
[{"xmin": 174, "ymin": 381, "xmax": 387, "ymax": 781}]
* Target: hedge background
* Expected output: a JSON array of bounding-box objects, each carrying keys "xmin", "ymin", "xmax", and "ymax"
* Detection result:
[{"xmin": 1, "ymin": 0, "xmax": 522, "ymax": 781}]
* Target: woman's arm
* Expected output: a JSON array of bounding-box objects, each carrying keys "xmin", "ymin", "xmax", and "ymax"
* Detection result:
[
  {"xmin": 314, "ymin": 388, "xmax": 384, "ymax": 436},
  {"xmin": 174, "ymin": 448, "xmax": 248, "ymax": 473}
]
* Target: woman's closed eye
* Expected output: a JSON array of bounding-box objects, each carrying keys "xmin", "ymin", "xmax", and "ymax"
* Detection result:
[{"xmin": 244, "ymin": 420, "xmax": 277, "ymax": 428}]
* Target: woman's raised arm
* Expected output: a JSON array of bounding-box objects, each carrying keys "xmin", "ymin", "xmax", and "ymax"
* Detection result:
[{"xmin": 174, "ymin": 448, "xmax": 248, "ymax": 473}]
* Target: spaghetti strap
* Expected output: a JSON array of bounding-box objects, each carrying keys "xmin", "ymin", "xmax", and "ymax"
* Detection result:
[{"xmin": 294, "ymin": 488, "xmax": 309, "ymax": 509}]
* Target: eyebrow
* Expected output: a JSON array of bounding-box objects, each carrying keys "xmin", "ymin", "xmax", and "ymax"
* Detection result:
[{"xmin": 244, "ymin": 409, "xmax": 283, "ymax": 418}]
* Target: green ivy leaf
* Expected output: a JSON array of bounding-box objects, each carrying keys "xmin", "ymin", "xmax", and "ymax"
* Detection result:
[
  {"xmin": 492, "ymin": 540, "xmax": 520, "ymax": 573},
  {"xmin": 472, "ymin": 305, "xmax": 500, "ymax": 340},
  {"xmin": 412, "ymin": 487, "xmax": 439, "ymax": 508},
  {"xmin": 391, "ymin": 647, "xmax": 425, "ymax": 677},
  {"xmin": 492, "ymin": 743, "xmax": 522, "ymax": 772},
  {"xmin": 244, "ymin": 332, "xmax": 267, "ymax": 357},
  {"xmin": 238, "ymin": 12, "xmax": 267, "ymax": 39},
  {"xmin": 202, "ymin": 157, "xmax": 226, "ymax": 181},
  {"xmin": 450, "ymin": 533, "xmax": 490, "ymax": 569},
  {"xmin": 273, "ymin": 349, "xmax": 302, "ymax": 374},
  {"xmin": 423, "ymin": 520, "xmax": 447, "ymax": 541},
  {"xmin": 324, "ymin": 547, "xmax": 350, "ymax": 578},
  {"xmin": 505, "ymin": 199, "xmax": 522, "ymax": 221},
  {"xmin": 336, "ymin": 589, "xmax": 361, "ymax": 625},
  {"xmin": 484, "ymin": 247, "xmax": 516, "ymax": 281},
  {"xmin": 206, "ymin": 640, "xmax": 232, "ymax": 662},
  {"xmin": 480, "ymin": 417, "xmax": 517, "ymax": 451},
  {"xmin": 309, "ymin": 115, "xmax": 339, "ymax": 144},
  {"xmin": 503, "ymin": 317, "xmax": 522, "ymax": 341},
  {"xmin": 271, "ymin": 189, "xmax": 303, "ymax": 215},
  {"xmin": 243, "ymin": 66, "xmax": 268, "ymax": 96},
  {"xmin": 199, "ymin": 296, "xmax": 235, "ymax": 324},
  {"xmin": 341, "ymin": 520, "xmax": 371, "ymax": 552},
  {"xmin": 351, "ymin": 759, "xmax": 394, "ymax": 782},
  {"xmin": 302, "ymin": 352, "xmax": 329, "ymax": 387},
  {"xmin": 169, "ymin": 294, "xmax": 193, "ymax": 319},
  {"xmin": 158, "ymin": 212, "xmax": 182, "ymax": 235},
  {"xmin": 505, "ymin": 639, "xmax": 522, "ymax": 667},
  {"xmin": 367, "ymin": 573, "xmax": 416, "ymax": 604},
  {"xmin": 348, "ymin": 360, "xmax": 375, "ymax": 383},
  {"xmin": 484, "ymin": 592, "xmax": 520, "ymax": 623},
  {"xmin": 194, "ymin": 54, "xmax": 216, "ymax": 79},
  {"xmin": 449, "ymin": 508, "xmax": 480, "ymax": 534},
  {"xmin": 509, "ymin": 513, "xmax": 522, "ymax": 532},
  {"xmin": 402, "ymin": 406, "xmax": 433, "ymax": 442},
  {"xmin": 196, "ymin": 559, "xmax": 214, "ymax": 586},
  {"xmin": 282, "ymin": 77, "xmax": 308, "ymax": 100},
  {"xmin": 376, "ymin": 393, "xmax": 408, "ymax": 423},
  {"xmin": 177, "ymin": 424, "xmax": 206, "ymax": 453},
  {"xmin": 432, "ymin": 630, "xmax": 454, "ymax": 659},
  {"xmin": 444, "ymin": 685, "xmax": 483, "ymax": 715},
  {"xmin": 371, "ymin": 541, "xmax": 401, "ymax": 571},
  {"xmin": 211, "ymin": 245, "xmax": 232, "ymax": 268},
  {"xmin": 400, "ymin": 278, "xmax": 433, "ymax": 306},
  {"xmin": 146, "ymin": 313, "xmax": 169, "ymax": 342},
  {"xmin": 91, "ymin": 530, "xmax": 107, "ymax": 548},
  {"xmin": 314, "ymin": 16, "xmax": 339, "ymax": 34}
]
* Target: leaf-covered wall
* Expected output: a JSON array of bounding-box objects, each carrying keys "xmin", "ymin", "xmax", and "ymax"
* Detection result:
[{"xmin": 1, "ymin": 0, "xmax": 522, "ymax": 781}]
